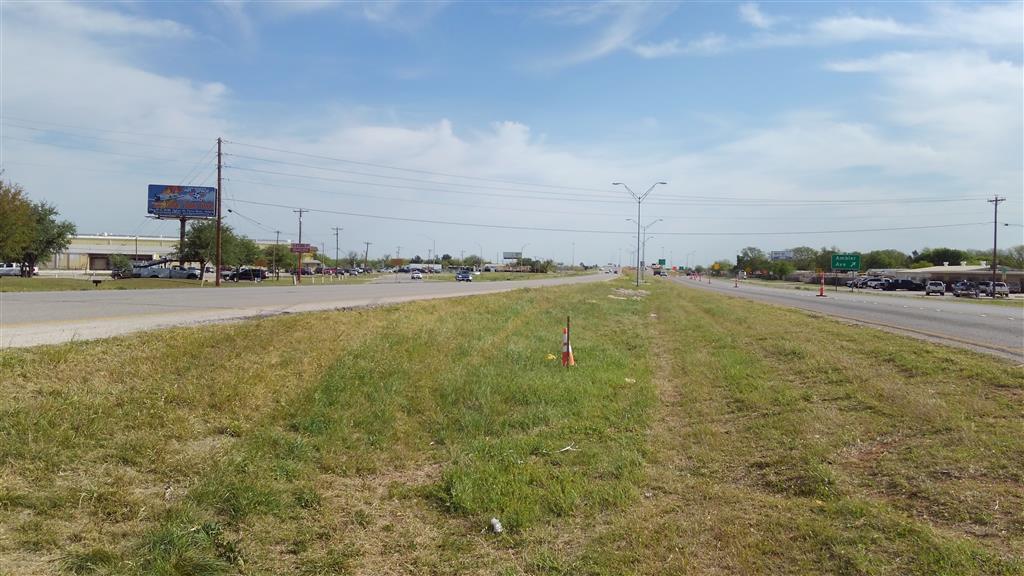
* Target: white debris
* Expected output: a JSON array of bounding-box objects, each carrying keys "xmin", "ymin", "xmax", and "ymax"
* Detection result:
[{"xmin": 490, "ymin": 517, "xmax": 504, "ymax": 534}]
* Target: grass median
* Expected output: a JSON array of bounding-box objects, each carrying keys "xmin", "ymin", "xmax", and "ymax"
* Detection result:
[{"xmin": 1, "ymin": 277, "xmax": 1020, "ymax": 575}]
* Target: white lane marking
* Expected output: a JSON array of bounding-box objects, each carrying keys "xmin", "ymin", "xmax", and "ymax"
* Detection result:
[{"xmin": 980, "ymin": 314, "xmax": 987, "ymax": 317}]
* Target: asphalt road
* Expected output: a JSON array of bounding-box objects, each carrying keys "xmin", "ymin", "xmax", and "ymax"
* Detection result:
[
  {"xmin": 673, "ymin": 276, "xmax": 1024, "ymax": 363},
  {"xmin": 0, "ymin": 274, "xmax": 613, "ymax": 348}
]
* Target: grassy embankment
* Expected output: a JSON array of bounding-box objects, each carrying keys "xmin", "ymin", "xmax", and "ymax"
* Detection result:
[
  {"xmin": 1, "ymin": 277, "xmax": 1021, "ymax": 575},
  {"xmin": 0, "ymin": 275, "xmax": 376, "ymax": 293}
]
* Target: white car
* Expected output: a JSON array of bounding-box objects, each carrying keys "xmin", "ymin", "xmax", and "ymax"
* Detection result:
[
  {"xmin": 0, "ymin": 263, "xmax": 36, "ymax": 276},
  {"xmin": 411, "ymin": 271, "xmax": 423, "ymax": 280},
  {"xmin": 924, "ymin": 281, "xmax": 945, "ymax": 296}
]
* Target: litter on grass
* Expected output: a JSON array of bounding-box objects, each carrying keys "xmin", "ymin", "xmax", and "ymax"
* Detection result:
[{"xmin": 490, "ymin": 518, "xmax": 504, "ymax": 534}]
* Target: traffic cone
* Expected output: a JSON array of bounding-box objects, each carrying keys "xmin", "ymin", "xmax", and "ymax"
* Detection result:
[{"xmin": 562, "ymin": 317, "xmax": 575, "ymax": 367}]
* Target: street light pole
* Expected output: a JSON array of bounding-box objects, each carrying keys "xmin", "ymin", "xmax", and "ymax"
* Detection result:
[
  {"xmin": 613, "ymin": 181, "xmax": 666, "ymax": 287},
  {"xmin": 626, "ymin": 217, "xmax": 663, "ymax": 284}
]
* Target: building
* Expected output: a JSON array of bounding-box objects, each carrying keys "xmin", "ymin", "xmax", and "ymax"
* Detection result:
[{"xmin": 46, "ymin": 234, "xmax": 284, "ymax": 271}]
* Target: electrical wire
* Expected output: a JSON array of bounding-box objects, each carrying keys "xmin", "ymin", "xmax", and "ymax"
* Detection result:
[
  {"xmin": 229, "ymin": 198, "xmax": 989, "ymax": 236},
  {"xmin": 2, "ymin": 135, "xmax": 204, "ymax": 164},
  {"xmin": 1, "ymin": 121, "xmax": 205, "ymax": 154},
  {"xmin": 0, "ymin": 115, "xmax": 213, "ymax": 141}
]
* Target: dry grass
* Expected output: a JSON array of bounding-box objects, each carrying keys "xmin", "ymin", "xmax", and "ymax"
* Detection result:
[{"xmin": 1, "ymin": 277, "xmax": 1021, "ymax": 575}]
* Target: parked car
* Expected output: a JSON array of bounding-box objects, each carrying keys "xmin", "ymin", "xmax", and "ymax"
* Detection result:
[
  {"xmin": 411, "ymin": 271, "xmax": 423, "ymax": 280},
  {"xmin": 882, "ymin": 279, "xmax": 923, "ymax": 291},
  {"xmin": 0, "ymin": 263, "xmax": 22, "ymax": 277},
  {"xmin": 233, "ymin": 268, "xmax": 266, "ymax": 282},
  {"xmin": 952, "ymin": 281, "xmax": 976, "ymax": 297},
  {"xmin": 455, "ymin": 271, "xmax": 472, "ymax": 282},
  {"xmin": 924, "ymin": 281, "xmax": 946, "ymax": 296}
]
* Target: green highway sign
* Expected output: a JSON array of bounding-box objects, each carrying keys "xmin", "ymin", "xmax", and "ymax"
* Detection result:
[
  {"xmin": 658, "ymin": 259, "xmax": 666, "ymax": 266},
  {"xmin": 831, "ymin": 253, "xmax": 861, "ymax": 271}
]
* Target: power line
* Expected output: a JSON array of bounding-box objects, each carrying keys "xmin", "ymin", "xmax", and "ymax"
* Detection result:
[
  {"xmin": 2, "ymin": 135, "xmax": 203, "ymax": 164},
  {"xmin": 226, "ymin": 151, "xmax": 625, "ymax": 199},
  {"xmin": 225, "ymin": 138, "xmax": 612, "ymax": 194},
  {"xmin": 0, "ymin": 115, "xmax": 213, "ymax": 141},
  {"xmin": 229, "ymin": 198, "xmax": 988, "ymax": 236},
  {"xmin": 2, "ymin": 121, "xmax": 204, "ymax": 153}
]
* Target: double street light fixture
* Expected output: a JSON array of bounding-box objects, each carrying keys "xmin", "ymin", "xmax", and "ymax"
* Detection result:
[
  {"xmin": 627, "ymin": 217, "xmax": 664, "ymax": 283},
  {"xmin": 613, "ymin": 181, "xmax": 667, "ymax": 287}
]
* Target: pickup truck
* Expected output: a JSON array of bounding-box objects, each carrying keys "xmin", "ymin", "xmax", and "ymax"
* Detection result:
[{"xmin": 976, "ymin": 281, "xmax": 1010, "ymax": 298}]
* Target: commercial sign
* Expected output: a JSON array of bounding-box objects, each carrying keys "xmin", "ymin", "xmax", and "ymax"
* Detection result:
[
  {"xmin": 770, "ymin": 250, "xmax": 794, "ymax": 261},
  {"xmin": 831, "ymin": 253, "xmax": 861, "ymax": 271},
  {"xmin": 502, "ymin": 251, "xmax": 522, "ymax": 259},
  {"xmin": 147, "ymin": 185, "xmax": 216, "ymax": 218},
  {"xmin": 290, "ymin": 243, "xmax": 313, "ymax": 254}
]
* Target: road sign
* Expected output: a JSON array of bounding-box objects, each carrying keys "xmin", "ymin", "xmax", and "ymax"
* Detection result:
[
  {"xmin": 712, "ymin": 262, "xmax": 721, "ymax": 270},
  {"xmin": 658, "ymin": 259, "xmax": 666, "ymax": 266},
  {"xmin": 831, "ymin": 253, "xmax": 861, "ymax": 271},
  {"xmin": 290, "ymin": 243, "xmax": 313, "ymax": 254}
]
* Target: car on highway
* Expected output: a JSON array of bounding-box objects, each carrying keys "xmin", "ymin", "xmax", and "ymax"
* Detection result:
[
  {"xmin": 411, "ymin": 271, "xmax": 423, "ymax": 280},
  {"xmin": 455, "ymin": 271, "xmax": 473, "ymax": 282},
  {"xmin": 924, "ymin": 281, "xmax": 946, "ymax": 296}
]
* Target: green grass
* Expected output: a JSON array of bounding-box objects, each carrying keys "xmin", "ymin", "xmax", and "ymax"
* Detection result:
[{"xmin": 1, "ymin": 278, "xmax": 1021, "ymax": 575}]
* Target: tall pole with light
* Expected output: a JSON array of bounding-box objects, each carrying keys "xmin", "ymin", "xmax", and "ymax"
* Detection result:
[
  {"xmin": 626, "ymin": 217, "xmax": 663, "ymax": 284},
  {"xmin": 613, "ymin": 181, "xmax": 666, "ymax": 287}
]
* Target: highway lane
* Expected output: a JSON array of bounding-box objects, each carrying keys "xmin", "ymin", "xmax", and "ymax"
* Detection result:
[
  {"xmin": 0, "ymin": 274, "xmax": 613, "ymax": 348},
  {"xmin": 672, "ymin": 276, "xmax": 1024, "ymax": 363}
]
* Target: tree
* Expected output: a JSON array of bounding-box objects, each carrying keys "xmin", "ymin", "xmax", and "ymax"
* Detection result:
[
  {"xmin": 713, "ymin": 259, "xmax": 734, "ymax": 276},
  {"xmin": 914, "ymin": 247, "xmax": 966, "ymax": 266},
  {"xmin": 769, "ymin": 260, "xmax": 795, "ymax": 279},
  {"xmin": 790, "ymin": 246, "xmax": 818, "ymax": 270},
  {"xmin": 178, "ymin": 221, "xmax": 257, "ymax": 278},
  {"xmin": 410, "ymin": 255, "xmax": 423, "ymax": 264},
  {"xmin": 346, "ymin": 251, "xmax": 360, "ymax": 268},
  {"xmin": 862, "ymin": 249, "xmax": 909, "ymax": 270},
  {"xmin": 1004, "ymin": 245, "xmax": 1024, "ymax": 269},
  {"xmin": 263, "ymin": 243, "xmax": 292, "ymax": 273},
  {"xmin": 814, "ymin": 246, "xmax": 841, "ymax": 272},
  {"xmin": 23, "ymin": 200, "xmax": 77, "ymax": 276},
  {"xmin": 0, "ymin": 180, "xmax": 34, "ymax": 263},
  {"xmin": 736, "ymin": 247, "xmax": 768, "ymax": 274},
  {"xmin": 110, "ymin": 254, "xmax": 133, "ymax": 278}
]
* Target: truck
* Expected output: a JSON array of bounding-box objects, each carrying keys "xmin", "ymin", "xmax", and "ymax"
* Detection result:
[{"xmin": 976, "ymin": 281, "xmax": 1009, "ymax": 298}]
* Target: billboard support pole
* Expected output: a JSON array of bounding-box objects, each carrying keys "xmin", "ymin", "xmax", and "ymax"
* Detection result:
[
  {"xmin": 178, "ymin": 217, "xmax": 187, "ymax": 268},
  {"xmin": 215, "ymin": 137, "xmax": 223, "ymax": 287}
]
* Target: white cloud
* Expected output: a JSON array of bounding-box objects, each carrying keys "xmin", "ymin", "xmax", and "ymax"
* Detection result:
[
  {"xmin": 631, "ymin": 34, "xmax": 726, "ymax": 58},
  {"xmin": 811, "ymin": 15, "xmax": 922, "ymax": 42},
  {"xmin": 738, "ymin": 3, "xmax": 775, "ymax": 30},
  {"xmin": 4, "ymin": 1, "xmax": 192, "ymax": 38},
  {"xmin": 546, "ymin": 3, "xmax": 676, "ymax": 66}
]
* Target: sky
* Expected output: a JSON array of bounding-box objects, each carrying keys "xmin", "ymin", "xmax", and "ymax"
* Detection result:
[{"xmin": 2, "ymin": 0, "xmax": 1022, "ymax": 267}]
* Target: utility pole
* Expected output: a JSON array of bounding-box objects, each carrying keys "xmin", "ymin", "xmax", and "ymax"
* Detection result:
[
  {"xmin": 215, "ymin": 137, "xmax": 222, "ymax": 287},
  {"xmin": 363, "ymin": 241, "xmax": 372, "ymax": 269},
  {"xmin": 294, "ymin": 208, "xmax": 307, "ymax": 284},
  {"xmin": 571, "ymin": 241, "xmax": 575, "ymax": 270},
  {"xmin": 274, "ymin": 230, "xmax": 280, "ymax": 280},
  {"xmin": 332, "ymin": 227, "xmax": 343, "ymax": 270},
  {"xmin": 395, "ymin": 246, "xmax": 401, "ymax": 282},
  {"xmin": 989, "ymin": 196, "xmax": 1006, "ymax": 287},
  {"xmin": 613, "ymin": 181, "xmax": 667, "ymax": 287}
]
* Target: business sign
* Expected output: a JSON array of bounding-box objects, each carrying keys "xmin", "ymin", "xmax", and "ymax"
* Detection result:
[
  {"xmin": 502, "ymin": 251, "xmax": 522, "ymax": 259},
  {"xmin": 770, "ymin": 250, "xmax": 794, "ymax": 261},
  {"xmin": 290, "ymin": 243, "xmax": 313, "ymax": 254},
  {"xmin": 147, "ymin": 185, "xmax": 216, "ymax": 218},
  {"xmin": 831, "ymin": 253, "xmax": 861, "ymax": 271}
]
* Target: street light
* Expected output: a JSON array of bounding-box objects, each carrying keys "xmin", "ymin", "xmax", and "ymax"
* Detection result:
[
  {"xmin": 686, "ymin": 250, "xmax": 697, "ymax": 270},
  {"xmin": 520, "ymin": 243, "xmax": 530, "ymax": 266},
  {"xmin": 626, "ymin": 217, "xmax": 663, "ymax": 283},
  {"xmin": 420, "ymin": 234, "xmax": 436, "ymax": 262},
  {"xmin": 613, "ymin": 181, "xmax": 667, "ymax": 287}
]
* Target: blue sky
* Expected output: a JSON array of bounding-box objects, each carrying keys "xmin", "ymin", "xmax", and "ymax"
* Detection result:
[{"xmin": 2, "ymin": 1, "xmax": 1021, "ymax": 266}]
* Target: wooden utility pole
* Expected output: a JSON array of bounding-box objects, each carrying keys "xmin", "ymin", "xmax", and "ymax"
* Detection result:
[
  {"xmin": 294, "ymin": 209, "xmax": 307, "ymax": 284},
  {"xmin": 363, "ymin": 241, "xmax": 372, "ymax": 269},
  {"xmin": 989, "ymin": 196, "xmax": 1006, "ymax": 287},
  {"xmin": 215, "ymin": 137, "xmax": 222, "ymax": 287},
  {"xmin": 332, "ymin": 226, "xmax": 343, "ymax": 269}
]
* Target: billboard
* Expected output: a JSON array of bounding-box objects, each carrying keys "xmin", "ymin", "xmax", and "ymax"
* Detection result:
[
  {"xmin": 502, "ymin": 251, "xmax": 522, "ymax": 259},
  {"xmin": 147, "ymin": 185, "xmax": 217, "ymax": 218},
  {"xmin": 290, "ymin": 243, "xmax": 313, "ymax": 254},
  {"xmin": 770, "ymin": 250, "xmax": 794, "ymax": 261}
]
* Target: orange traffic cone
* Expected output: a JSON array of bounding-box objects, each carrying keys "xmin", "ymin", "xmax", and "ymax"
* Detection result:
[{"xmin": 562, "ymin": 317, "xmax": 575, "ymax": 367}]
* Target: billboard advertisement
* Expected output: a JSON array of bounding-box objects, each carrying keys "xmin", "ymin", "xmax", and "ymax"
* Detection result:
[
  {"xmin": 147, "ymin": 185, "xmax": 217, "ymax": 218},
  {"xmin": 502, "ymin": 251, "xmax": 522, "ymax": 259},
  {"xmin": 769, "ymin": 250, "xmax": 794, "ymax": 261}
]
